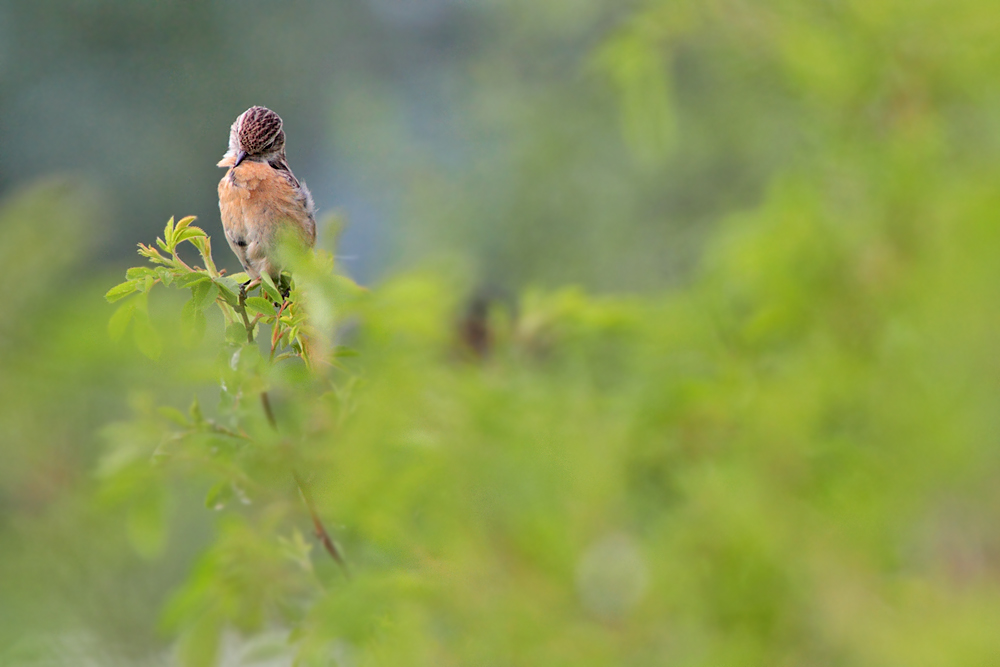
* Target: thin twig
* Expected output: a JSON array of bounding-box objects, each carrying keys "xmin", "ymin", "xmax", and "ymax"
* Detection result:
[
  {"xmin": 270, "ymin": 299, "xmax": 290, "ymax": 361},
  {"xmin": 260, "ymin": 391, "xmax": 277, "ymax": 429},
  {"xmin": 260, "ymin": 390, "xmax": 349, "ymax": 576},
  {"xmin": 237, "ymin": 288, "xmax": 254, "ymax": 344},
  {"xmin": 171, "ymin": 252, "xmax": 195, "ymax": 273},
  {"xmin": 294, "ymin": 470, "xmax": 350, "ymax": 575},
  {"xmin": 206, "ymin": 421, "xmax": 253, "ymax": 441}
]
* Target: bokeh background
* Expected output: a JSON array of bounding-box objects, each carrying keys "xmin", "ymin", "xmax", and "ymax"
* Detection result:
[
  {"xmin": 0, "ymin": 0, "xmax": 771, "ymax": 289},
  {"xmin": 5, "ymin": 0, "xmax": 1000, "ymax": 664}
]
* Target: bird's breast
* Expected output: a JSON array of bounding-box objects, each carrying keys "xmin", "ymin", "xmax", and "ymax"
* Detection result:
[
  {"xmin": 218, "ymin": 160, "xmax": 315, "ymax": 249},
  {"xmin": 220, "ymin": 163, "xmax": 279, "ymax": 226}
]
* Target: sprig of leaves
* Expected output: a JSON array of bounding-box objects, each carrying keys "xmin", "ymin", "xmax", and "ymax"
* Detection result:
[{"xmin": 104, "ymin": 216, "xmax": 314, "ymax": 362}]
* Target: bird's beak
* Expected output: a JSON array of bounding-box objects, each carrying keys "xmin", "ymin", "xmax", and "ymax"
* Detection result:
[{"xmin": 234, "ymin": 150, "xmax": 248, "ymax": 168}]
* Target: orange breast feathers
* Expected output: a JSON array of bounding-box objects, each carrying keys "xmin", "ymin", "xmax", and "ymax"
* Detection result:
[{"xmin": 217, "ymin": 157, "xmax": 317, "ymax": 281}]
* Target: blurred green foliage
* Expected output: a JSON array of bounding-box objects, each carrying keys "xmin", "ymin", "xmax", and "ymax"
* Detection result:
[{"xmin": 4, "ymin": 0, "xmax": 1000, "ymax": 665}]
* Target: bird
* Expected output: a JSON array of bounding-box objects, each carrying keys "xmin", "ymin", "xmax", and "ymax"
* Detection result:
[{"xmin": 217, "ymin": 106, "xmax": 316, "ymax": 291}]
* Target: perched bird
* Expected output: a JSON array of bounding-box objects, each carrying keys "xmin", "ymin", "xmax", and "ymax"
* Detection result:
[{"xmin": 217, "ymin": 106, "xmax": 316, "ymax": 287}]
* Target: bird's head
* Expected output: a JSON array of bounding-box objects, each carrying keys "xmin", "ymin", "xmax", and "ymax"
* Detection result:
[{"xmin": 227, "ymin": 106, "xmax": 286, "ymax": 167}]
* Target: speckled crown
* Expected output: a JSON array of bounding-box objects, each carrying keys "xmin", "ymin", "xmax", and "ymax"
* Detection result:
[{"xmin": 237, "ymin": 106, "xmax": 285, "ymax": 155}]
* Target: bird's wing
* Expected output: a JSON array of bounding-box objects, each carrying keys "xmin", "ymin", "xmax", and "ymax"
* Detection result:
[{"xmin": 269, "ymin": 157, "xmax": 317, "ymax": 247}]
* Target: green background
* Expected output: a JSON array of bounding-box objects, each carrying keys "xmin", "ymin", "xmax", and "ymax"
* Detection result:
[{"xmin": 3, "ymin": 1, "xmax": 1000, "ymax": 664}]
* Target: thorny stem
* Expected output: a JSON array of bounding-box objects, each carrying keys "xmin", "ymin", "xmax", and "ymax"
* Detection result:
[{"xmin": 260, "ymin": 391, "xmax": 349, "ymax": 576}]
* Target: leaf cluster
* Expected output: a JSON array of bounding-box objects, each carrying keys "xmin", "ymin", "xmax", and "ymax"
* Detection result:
[{"xmin": 104, "ymin": 216, "xmax": 315, "ymax": 363}]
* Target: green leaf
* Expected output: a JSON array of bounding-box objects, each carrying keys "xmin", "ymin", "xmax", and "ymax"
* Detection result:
[
  {"xmin": 174, "ymin": 227, "xmax": 207, "ymax": 246},
  {"xmin": 215, "ymin": 279, "xmax": 240, "ymax": 305},
  {"xmin": 126, "ymin": 266, "xmax": 153, "ymax": 280},
  {"xmin": 190, "ymin": 235, "xmax": 207, "ymax": 256},
  {"xmin": 174, "ymin": 215, "xmax": 197, "ymax": 232},
  {"xmin": 204, "ymin": 480, "xmax": 234, "ymax": 510},
  {"xmin": 108, "ymin": 301, "xmax": 137, "ymax": 341},
  {"xmin": 175, "ymin": 273, "xmax": 210, "ymax": 289},
  {"xmin": 278, "ymin": 528, "xmax": 314, "ymax": 572},
  {"xmin": 226, "ymin": 321, "xmax": 251, "ymax": 345},
  {"xmin": 189, "ymin": 396, "xmax": 204, "ymax": 424},
  {"xmin": 260, "ymin": 274, "xmax": 282, "ymax": 302},
  {"xmin": 244, "ymin": 296, "xmax": 276, "ymax": 318},
  {"xmin": 176, "ymin": 615, "xmax": 222, "ymax": 667},
  {"xmin": 163, "ymin": 216, "xmax": 175, "ymax": 247},
  {"xmin": 330, "ymin": 273, "xmax": 367, "ymax": 299},
  {"xmin": 133, "ymin": 312, "xmax": 163, "ymax": 360},
  {"xmin": 157, "ymin": 406, "xmax": 190, "ymax": 427},
  {"xmin": 138, "ymin": 243, "xmax": 170, "ymax": 264},
  {"xmin": 236, "ymin": 631, "xmax": 296, "ymax": 664},
  {"xmin": 155, "ymin": 267, "xmax": 175, "ymax": 286},
  {"xmin": 189, "ymin": 280, "xmax": 220, "ymax": 311},
  {"xmin": 181, "ymin": 299, "xmax": 207, "ymax": 343},
  {"xmin": 105, "ymin": 281, "xmax": 138, "ymax": 303}
]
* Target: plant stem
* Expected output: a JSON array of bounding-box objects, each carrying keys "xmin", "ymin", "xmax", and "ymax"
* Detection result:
[
  {"xmin": 237, "ymin": 289, "xmax": 254, "ymax": 344},
  {"xmin": 260, "ymin": 391, "xmax": 349, "ymax": 576},
  {"xmin": 294, "ymin": 470, "xmax": 350, "ymax": 576},
  {"xmin": 260, "ymin": 391, "xmax": 277, "ymax": 429},
  {"xmin": 170, "ymin": 250, "xmax": 195, "ymax": 273}
]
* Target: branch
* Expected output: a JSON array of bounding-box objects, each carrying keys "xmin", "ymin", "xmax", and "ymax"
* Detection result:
[
  {"xmin": 260, "ymin": 391, "xmax": 277, "ymax": 429},
  {"xmin": 260, "ymin": 391, "xmax": 349, "ymax": 576},
  {"xmin": 271, "ymin": 299, "xmax": 290, "ymax": 361},
  {"xmin": 237, "ymin": 289, "xmax": 255, "ymax": 344},
  {"xmin": 171, "ymin": 251, "xmax": 195, "ymax": 273},
  {"xmin": 294, "ymin": 470, "xmax": 350, "ymax": 576}
]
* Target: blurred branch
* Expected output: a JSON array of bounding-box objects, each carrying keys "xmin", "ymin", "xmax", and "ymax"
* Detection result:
[
  {"xmin": 261, "ymin": 390, "xmax": 349, "ymax": 576},
  {"xmin": 294, "ymin": 470, "xmax": 350, "ymax": 576}
]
